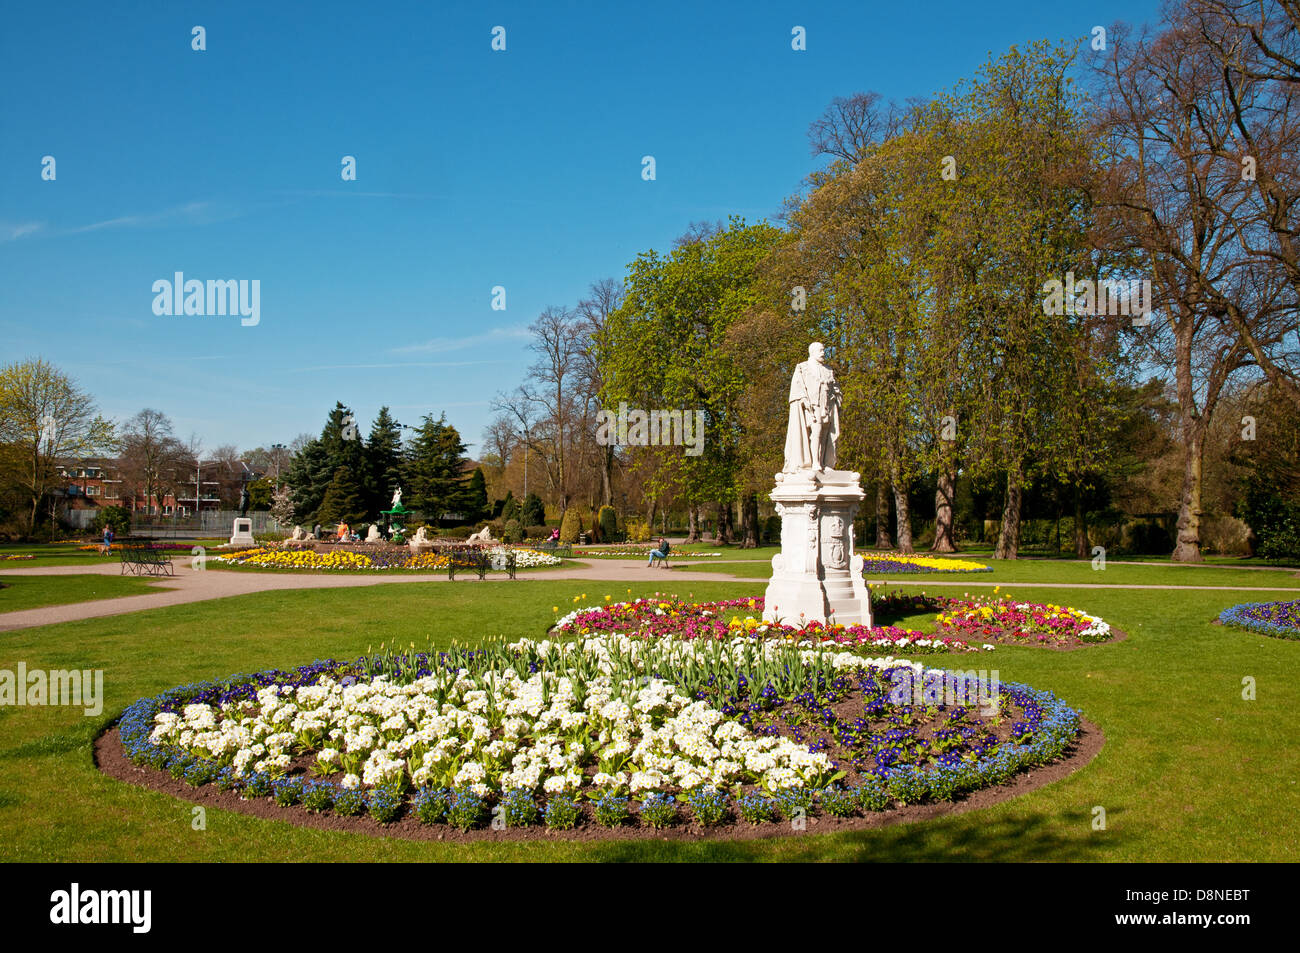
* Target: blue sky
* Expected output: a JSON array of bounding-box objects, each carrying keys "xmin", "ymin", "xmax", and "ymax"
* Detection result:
[{"xmin": 0, "ymin": 0, "xmax": 1163, "ymax": 455}]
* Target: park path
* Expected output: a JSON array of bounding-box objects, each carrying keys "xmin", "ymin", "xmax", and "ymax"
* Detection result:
[
  {"xmin": 3, "ymin": 558, "xmax": 1299, "ymax": 633},
  {"xmin": 0, "ymin": 559, "xmax": 742, "ymax": 632}
]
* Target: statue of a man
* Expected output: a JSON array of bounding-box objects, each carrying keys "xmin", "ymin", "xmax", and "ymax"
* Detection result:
[
  {"xmin": 238, "ymin": 485, "xmax": 250, "ymax": 517},
  {"xmin": 783, "ymin": 342, "xmax": 841, "ymax": 472}
]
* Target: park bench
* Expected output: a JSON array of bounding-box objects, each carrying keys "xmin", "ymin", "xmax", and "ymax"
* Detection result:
[
  {"xmin": 445, "ymin": 546, "xmax": 518, "ymax": 581},
  {"xmin": 119, "ymin": 540, "xmax": 175, "ymax": 577}
]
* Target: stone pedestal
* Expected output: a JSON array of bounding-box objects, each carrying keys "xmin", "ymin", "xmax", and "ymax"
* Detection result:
[
  {"xmin": 229, "ymin": 517, "xmax": 256, "ymax": 548},
  {"xmin": 762, "ymin": 468, "xmax": 872, "ymax": 628}
]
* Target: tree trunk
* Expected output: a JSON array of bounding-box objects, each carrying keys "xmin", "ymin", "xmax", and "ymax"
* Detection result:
[
  {"xmin": 600, "ymin": 445, "xmax": 614, "ymax": 507},
  {"xmin": 715, "ymin": 501, "xmax": 732, "ymax": 544},
  {"xmin": 1173, "ymin": 424, "xmax": 1205, "ymax": 562},
  {"xmin": 685, "ymin": 506, "xmax": 700, "ymax": 543},
  {"xmin": 931, "ymin": 468, "xmax": 957, "ymax": 552},
  {"xmin": 1073, "ymin": 487, "xmax": 1089, "ymax": 559},
  {"xmin": 995, "ymin": 468, "xmax": 1023, "ymax": 560},
  {"xmin": 740, "ymin": 493, "xmax": 759, "ymax": 548},
  {"xmin": 1172, "ymin": 314, "xmax": 1205, "ymax": 563},
  {"xmin": 891, "ymin": 479, "xmax": 914, "ymax": 554},
  {"xmin": 874, "ymin": 481, "xmax": 892, "ymax": 549}
]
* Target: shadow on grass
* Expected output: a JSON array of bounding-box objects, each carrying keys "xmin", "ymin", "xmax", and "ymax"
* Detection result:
[{"xmin": 584, "ymin": 806, "xmax": 1118, "ymax": 862}]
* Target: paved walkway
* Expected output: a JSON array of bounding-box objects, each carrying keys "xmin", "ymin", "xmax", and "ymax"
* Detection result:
[
  {"xmin": 0, "ymin": 559, "xmax": 741, "ymax": 632},
  {"xmin": 3, "ymin": 558, "xmax": 1298, "ymax": 633}
]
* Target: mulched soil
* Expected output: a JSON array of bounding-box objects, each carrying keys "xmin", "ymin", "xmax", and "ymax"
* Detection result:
[{"xmin": 94, "ymin": 717, "xmax": 1103, "ymax": 843}]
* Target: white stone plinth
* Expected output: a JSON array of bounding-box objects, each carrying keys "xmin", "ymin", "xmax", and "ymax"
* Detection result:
[
  {"xmin": 229, "ymin": 517, "xmax": 256, "ymax": 548},
  {"xmin": 762, "ymin": 469, "xmax": 873, "ymax": 628}
]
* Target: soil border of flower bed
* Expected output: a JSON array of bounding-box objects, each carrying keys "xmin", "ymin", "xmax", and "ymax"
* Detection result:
[{"xmin": 95, "ymin": 717, "xmax": 1102, "ymax": 843}]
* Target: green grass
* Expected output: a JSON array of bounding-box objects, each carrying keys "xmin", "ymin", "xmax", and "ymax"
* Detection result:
[
  {"xmin": 0, "ymin": 574, "xmax": 171, "ymax": 613},
  {"xmin": 0, "ymin": 573, "xmax": 1296, "ymax": 861},
  {"xmin": 676, "ymin": 555, "xmax": 1300, "ymax": 590}
]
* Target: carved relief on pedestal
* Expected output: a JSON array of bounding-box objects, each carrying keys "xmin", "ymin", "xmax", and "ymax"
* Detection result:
[
  {"xmin": 805, "ymin": 505, "xmax": 820, "ymax": 574},
  {"xmin": 825, "ymin": 514, "xmax": 847, "ymax": 569}
]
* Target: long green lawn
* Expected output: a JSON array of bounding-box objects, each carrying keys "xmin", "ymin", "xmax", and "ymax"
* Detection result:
[
  {"xmin": 0, "ymin": 574, "xmax": 172, "ymax": 613},
  {"xmin": 0, "ymin": 573, "xmax": 1295, "ymax": 861},
  {"xmin": 678, "ymin": 555, "xmax": 1300, "ymax": 590}
]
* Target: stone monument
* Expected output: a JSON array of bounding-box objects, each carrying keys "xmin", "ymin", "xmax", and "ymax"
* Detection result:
[
  {"xmin": 365, "ymin": 524, "xmax": 382, "ymax": 544},
  {"xmin": 762, "ymin": 342, "xmax": 872, "ymax": 628},
  {"xmin": 229, "ymin": 517, "xmax": 256, "ymax": 548}
]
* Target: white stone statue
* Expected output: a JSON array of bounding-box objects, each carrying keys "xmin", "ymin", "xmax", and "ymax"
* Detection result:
[
  {"xmin": 391, "ymin": 486, "xmax": 402, "ymax": 508},
  {"xmin": 783, "ymin": 341, "xmax": 842, "ymax": 473},
  {"xmin": 290, "ymin": 525, "xmax": 305, "ymax": 541},
  {"xmin": 365, "ymin": 524, "xmax": 382, "ymax": 543},
  {"xmin": 408, "ymin": 525, "xmax": 434, "ymax": 553},
  {"xmin": 764, "ymin": 341, "xmax": 870, "ymax": 628},
  {"xmin": 467, "ymin": 525, "xmax": 495, "ymax": 543}
]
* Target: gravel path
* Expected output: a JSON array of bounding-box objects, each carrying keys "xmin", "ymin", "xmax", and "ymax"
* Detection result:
[{"xmin": 2, "ymin": 558, "xmax": 1297, "ymax": 633}]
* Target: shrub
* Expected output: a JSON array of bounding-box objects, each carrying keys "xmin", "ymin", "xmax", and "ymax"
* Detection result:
[
  {"xmin": 639, "ymin": 793, "xmax": 677, "ymax": 828},
  {"xmin": 763, "ymin": 515, "xmax": 782, "ymax": 544},
  {"xmin": 521, "ymin": 493, "xmax": 546, "ymax": 528},
  {"xmin": 92, "ymin": 505, "xmax": 131, "ymax": 537},
  {"xmin": 524, "ymin": 525, "xmax": 549, "ymax": 540},
  {"xmin": 597, "ymin": 505, "xmax": 618, "ymax": 543},
  {"xmin": 502, "ymin": 518, "xmax": 523, "ymax": 543},
  {"xmin": 685, "ymin": 788, "xmax": 729, "ymax": 826},
  {"xmin": 593, "ymin": 794, "xmax": 630, "ymax": 828},
  {"xmin": 333, "ymin": 788, "xmax": 367, "ymax": 816},
  {"xmin": 624, "ymin": 517, "xmax": 652, "ymax": 543},
  {"xmin": 500, "ymin": 788, "xmax": 540, "ymax": 827},
  {"xmin": 544, "ymin": 794, "xmax": 581, "ymax": 829},
  {"xmin": 558, "ymin": 508, "xmax": 582, "ymax": 544},
  {"xmin": 500, "ymin": 494, "xmax": 521, "ymax": 524},
  {"xmin": 736, "ymin": 793, "xmax": 778, "ymax": 824},
  {"xmin": 367, "ymin": 785, "xmax": 404, "ymax": 824}
]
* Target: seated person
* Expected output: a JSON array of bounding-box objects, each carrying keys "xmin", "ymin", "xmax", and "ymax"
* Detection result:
[{"xmin": 647, "ymin": 538, "xmax": 671, "ymax": 567}]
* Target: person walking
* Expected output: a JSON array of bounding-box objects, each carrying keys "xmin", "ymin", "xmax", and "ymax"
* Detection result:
[{"xmin": 101, "ymin": 524, "xmax": 115, "ymax": 554}]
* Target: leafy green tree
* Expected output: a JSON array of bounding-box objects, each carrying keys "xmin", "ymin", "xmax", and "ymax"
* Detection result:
[{"xmin": 599, "ymin": 219, "xmax": 783, "ymax": 541}]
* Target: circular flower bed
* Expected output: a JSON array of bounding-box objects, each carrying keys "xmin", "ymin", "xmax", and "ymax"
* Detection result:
[
  {"xmin": 930, "ymin": 596, "xmax": 1113, "ymax": 646},
  {"xmin": 1218, "ymin": 599, "xmax": 1300, "ymax": 640},
  {"xmin": 115, "ymin": 633, "xmax": 1084, "ymax": 835},
  {"xmin": 213, "ymin": 546, "xmax": 562, "ymax": 571},
  {"xmin": 1, "ymin": 554, "xmax": 36, "ymax": 561},
  {"xmin": 861, "ymin": 552, "xmax": 992, "ymax": 573},
  {"xmin": 559, "ymin": 593, "xmax": 1118, "ymax": 651},
  {"xmin": 556, "ymin": 596, "xmax": 988, "ymax": 655}
]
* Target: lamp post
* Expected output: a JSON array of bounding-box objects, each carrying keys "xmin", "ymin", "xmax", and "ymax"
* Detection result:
[{"xmin": 271, "ymin": 443, "xmax": 286, "ymax": 490}]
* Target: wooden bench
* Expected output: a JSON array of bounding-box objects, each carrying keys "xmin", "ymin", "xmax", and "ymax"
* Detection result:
[{"xmin": 119, "ymin": 541, "xmax": 175, "ymax": 577}]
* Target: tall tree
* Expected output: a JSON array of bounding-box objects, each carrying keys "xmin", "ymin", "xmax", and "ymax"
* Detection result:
[
  {"xmin": 0, "ymin": 359, "xmax": 115, "ymax": 536},
  {"xmin": 365, "ymin": 406, "xmax": 404, "ymax": 514},
  {"xmin": 403, "ymin": 413, "xmax": 470, "ymax": 522}
]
